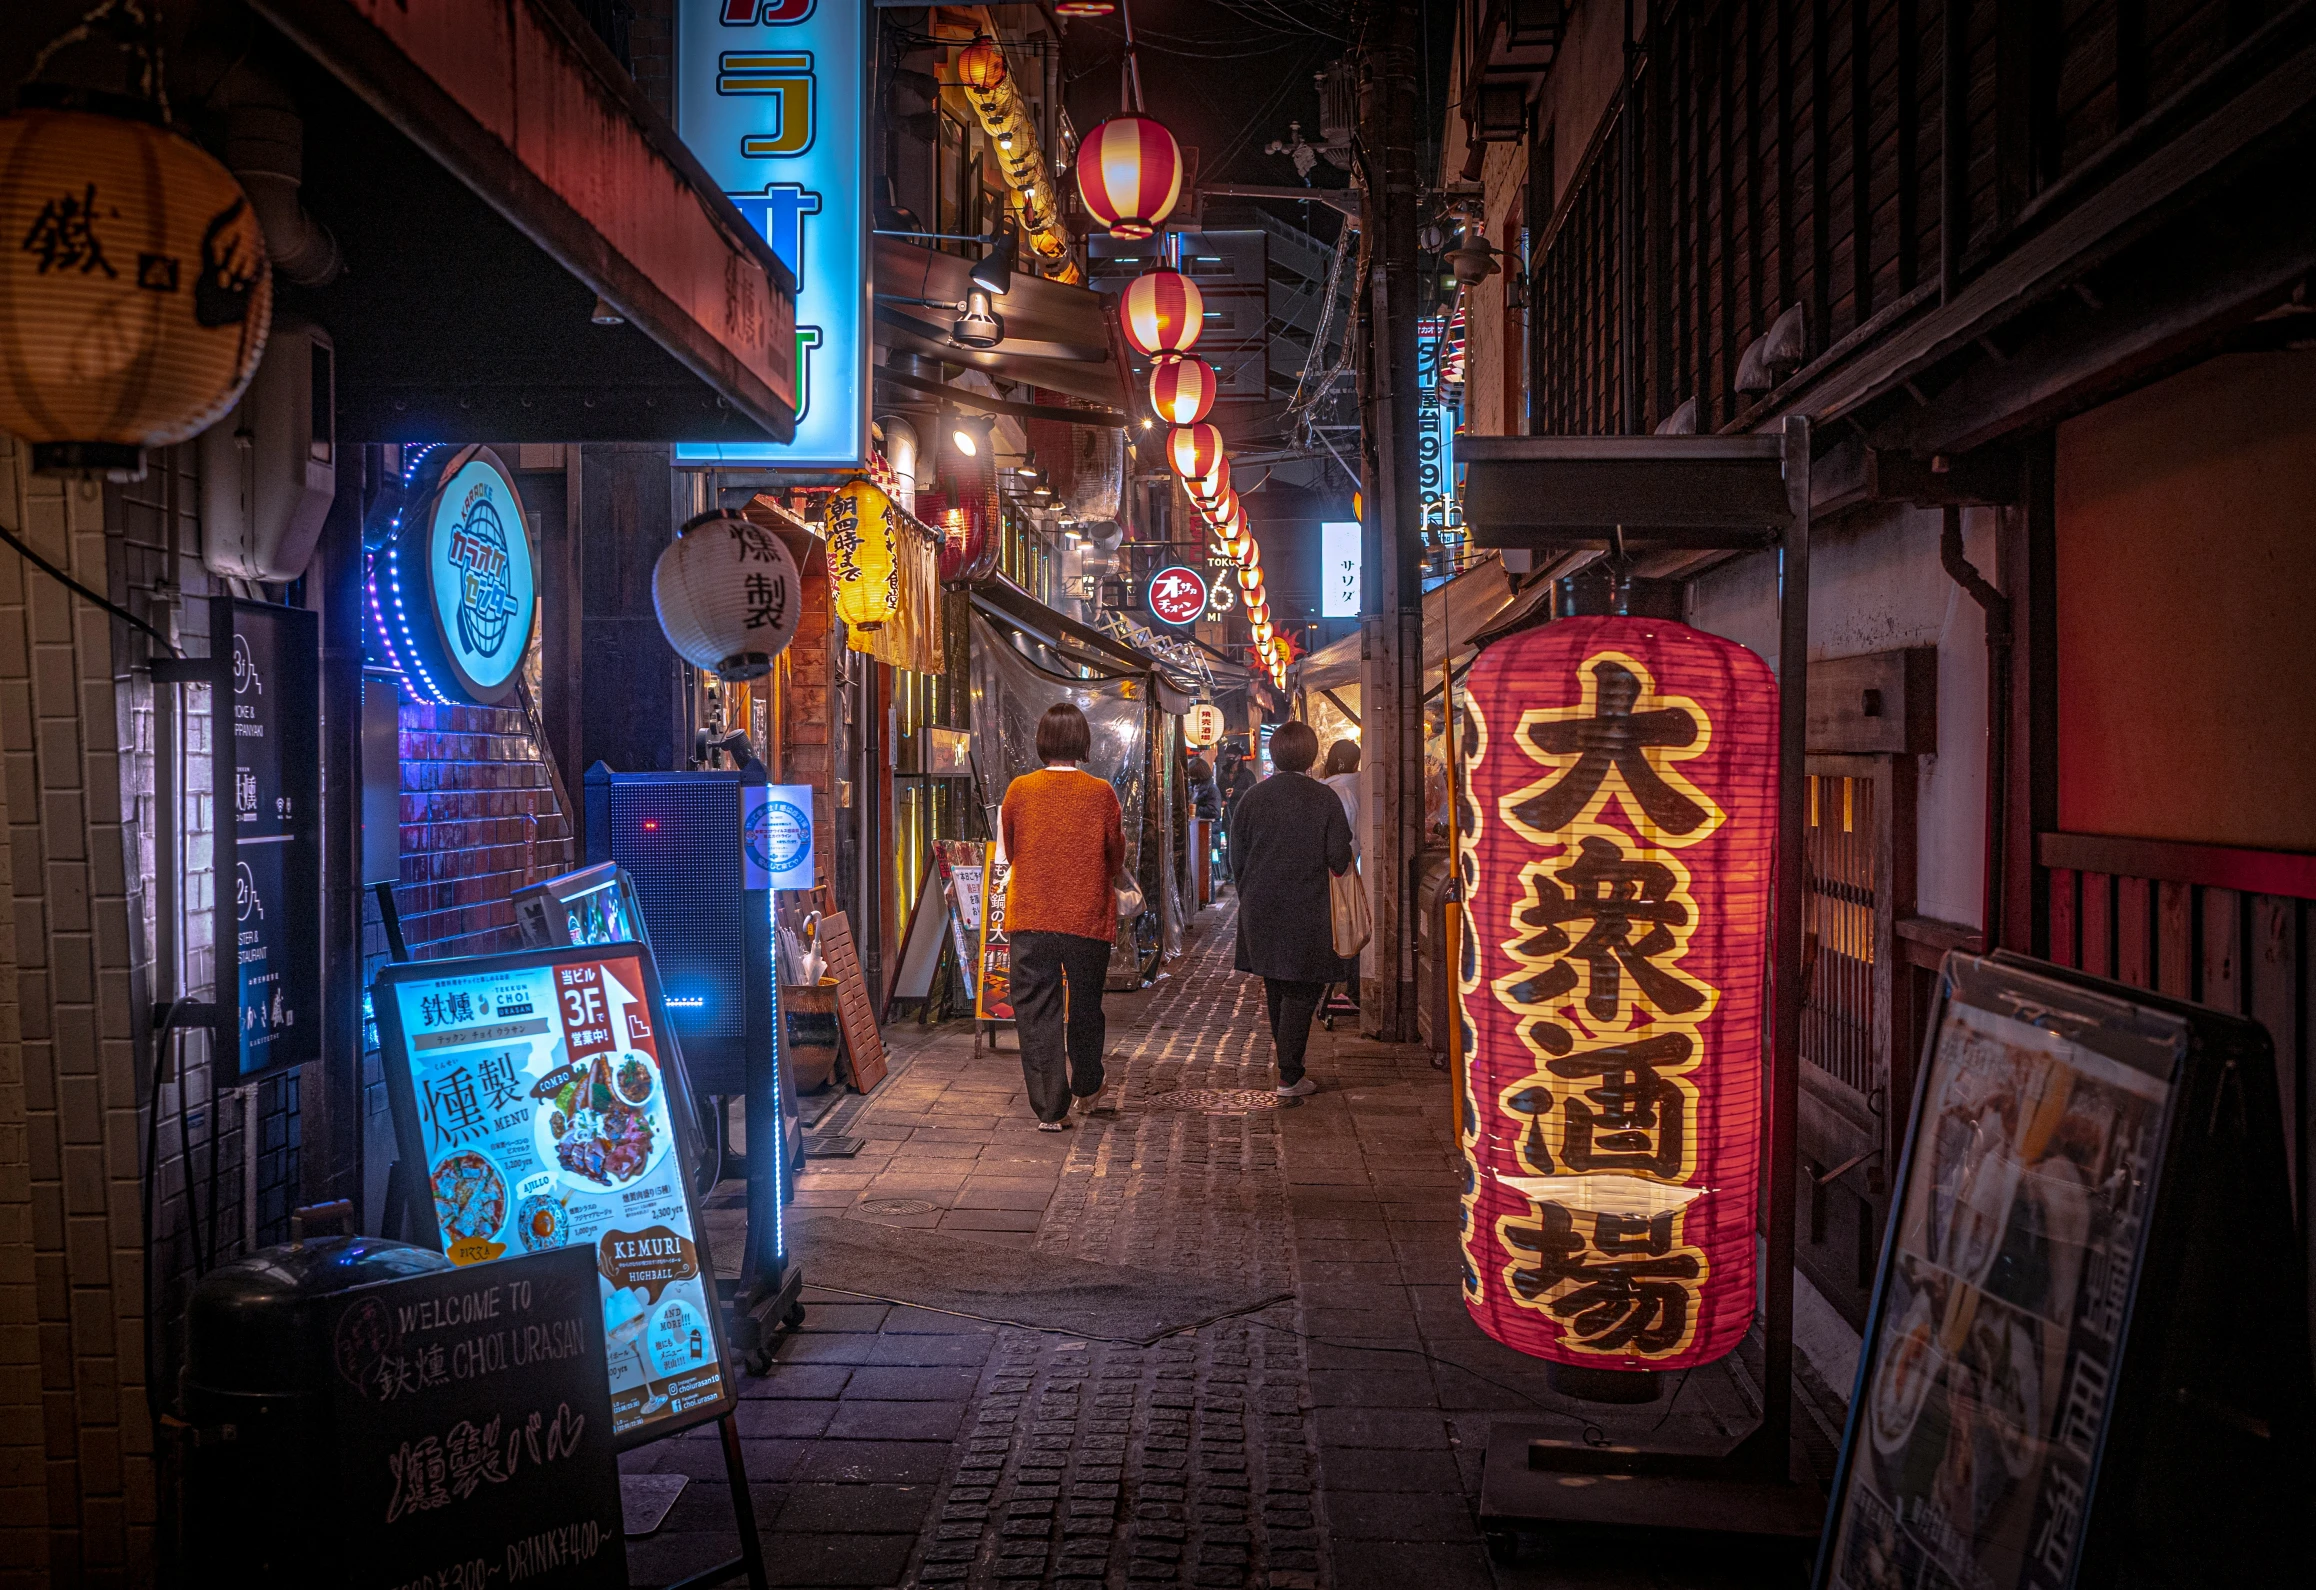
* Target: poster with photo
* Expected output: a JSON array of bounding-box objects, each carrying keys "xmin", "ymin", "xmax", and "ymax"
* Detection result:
[
  {"xmin": 377, "ymin": 948, "xmax": 734, "ymax": 1446},
  {"xmin": 1828, "ymin": 998, "xmax": 2172, "ymax": 1590},
  {"xmin": 974, "ymin": 842, "xmax": 1014, "ymax": 1022}
]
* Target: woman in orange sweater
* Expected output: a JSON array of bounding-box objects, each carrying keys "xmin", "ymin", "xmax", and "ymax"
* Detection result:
[{"xmin": 1000, "ymin": 703, "xmax": 1127, "ymax": 1129}]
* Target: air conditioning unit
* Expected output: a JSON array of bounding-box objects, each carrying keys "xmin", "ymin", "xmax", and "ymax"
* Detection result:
[{"xmin": 200, "ymin": 315, "xmax": 336, "ymax": 583}]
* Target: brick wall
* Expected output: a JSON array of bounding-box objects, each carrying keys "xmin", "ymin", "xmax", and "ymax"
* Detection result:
[{"xmin": 360, "ymin": 699, "xmax": 576, "ymax": 1227}]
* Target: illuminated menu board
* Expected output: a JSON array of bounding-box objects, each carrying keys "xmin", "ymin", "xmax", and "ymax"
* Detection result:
[{"xmin": 374, "ymin": 945, "xmax": 735, "ymax": 1445}]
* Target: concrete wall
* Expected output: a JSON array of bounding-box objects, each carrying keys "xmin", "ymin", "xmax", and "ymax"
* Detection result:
[
  {"xmin": 2055, "ymin": 351, "xmax": 2316, "ymax": 852},
  {"xmin": 1687, "ymin": 502, "xmax": 1997, "ymax": 930}
]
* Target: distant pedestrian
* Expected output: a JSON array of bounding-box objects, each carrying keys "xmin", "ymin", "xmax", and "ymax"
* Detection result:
[
  {"xmin": 1229, "ymin": 722, "xmax": 1354, "ymax": 1098},
  {"xmin": 1318, "ymin": 739, "xmax": 1364, "ymax": 1013},
  {"xmin": 1319, "ymin": 739, "xmax": 1361, "ymax": 855},
  {"xmin": 1002, "ymin": 704, "xmax": 1125, "ymax": 1129},
  {"xmin": 1215, "ymin": 742, "xmax": 1257, "ymax": 882},
  {"xmin": 1187, "ymin": 754, "xmax": 1222, "ymax": 822}
]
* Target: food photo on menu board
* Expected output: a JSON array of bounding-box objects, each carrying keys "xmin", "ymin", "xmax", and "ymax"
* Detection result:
[
  {"xmin": 1826, "ymin": 996, "xmax": 2172, "ymax": 1590},
  {"xmin": 374, "ymin": 946, "xmax": 734, "ymax": 1443}
]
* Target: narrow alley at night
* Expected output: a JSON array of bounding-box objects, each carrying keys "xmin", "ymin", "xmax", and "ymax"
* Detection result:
[{"xmin": 0, "ymin": 2, "xmax": 2311, "ymax": 1588}]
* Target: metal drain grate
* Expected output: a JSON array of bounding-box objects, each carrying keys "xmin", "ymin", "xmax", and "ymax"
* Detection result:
[
  {"xmin": 855, "ymin": 1197, "xmax": 941, "ymax": 1217},
  {"xmin": 1141, "ymin": 1087, "xmax": 1283, "ymax": 1114}
]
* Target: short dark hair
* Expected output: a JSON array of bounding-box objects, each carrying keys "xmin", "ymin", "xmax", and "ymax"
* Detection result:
[
  {"xmin": 1322, "ymin": 738, "xmax": 1361, "ymax": 776},
  {"xmin": 1269, "ymin": 722, "xmax": 1319, "ymax": 772},
  {"xmin": 1036, "ymin": 702, "xmax": 1092, "ymax": 763},
  {"xmin": 1186, "ymin": 755, "xmax": 1212, "ymax": 782}
]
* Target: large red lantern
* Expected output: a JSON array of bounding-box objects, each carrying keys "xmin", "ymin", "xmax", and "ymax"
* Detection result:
[
  {"xmin": 1149, "ymin": 356, "xmax": 1217, "ymax": 425},
  {"xmin": 1120, "ymin": 269, "xmax": 1204, "ymax": 357},
  {"xmin": 1076, "ymin": 114, "xmax": 1184, "ymax": 240},
  {"xmin": 955, "ymin": 35, "xmax": 1008, "ymax": 90},
  {"xmin": 1457, "ymin": 617, "xmax": 1777, "ymax": 1373},
  {"xmin": 1167, "ymin": 422, "xmax": 1223, "ymax": 481}
]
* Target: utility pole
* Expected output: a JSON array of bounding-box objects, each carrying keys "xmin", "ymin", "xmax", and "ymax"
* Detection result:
[{"xmin": 1354, "ymin": 0, "xmax": 1424, "ymax": 1039}]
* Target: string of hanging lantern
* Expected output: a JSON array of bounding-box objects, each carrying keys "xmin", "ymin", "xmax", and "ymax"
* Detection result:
[{"xmin": 1074, "ymin": 0, "xmax": 1290, "ymax": 694}]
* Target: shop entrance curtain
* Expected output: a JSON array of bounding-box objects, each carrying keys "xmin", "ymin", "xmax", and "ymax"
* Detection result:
[{"xmin": 968, "ymin": 613, "xmax": 1149, "ymax": 884}]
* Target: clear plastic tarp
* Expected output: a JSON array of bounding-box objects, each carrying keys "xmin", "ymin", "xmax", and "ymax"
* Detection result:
[{"xmin": 969, "ymin": 612, "xmax": 1183, "ymax": 969}]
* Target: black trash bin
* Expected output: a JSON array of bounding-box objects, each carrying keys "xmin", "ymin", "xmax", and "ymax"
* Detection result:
[{"xmin": 180, "ymin": 1236, "xmax": 452, "ymax": 1581}]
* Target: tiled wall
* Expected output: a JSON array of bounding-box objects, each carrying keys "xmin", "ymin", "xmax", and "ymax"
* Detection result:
[{"xmin": 0, "ymin": 445, "xmax": 167, "ymax": 1586}]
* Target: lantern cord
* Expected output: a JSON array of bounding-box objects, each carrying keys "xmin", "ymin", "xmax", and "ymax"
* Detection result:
[
  {"xmin": 23, "ymin": 0, "xmax": 169, "ymax": 120},
  {"xmin": 1118, "ymin": 0, "xmax": 1146, "ymax": 111},
  {"xmin": 0, "ymin": 519, "xmax": 182, "ymax": 659}
]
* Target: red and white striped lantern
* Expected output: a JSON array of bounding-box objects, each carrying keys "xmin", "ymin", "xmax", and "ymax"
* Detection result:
[
  {"xmin": 1167, "ymin": 422, "xmax": 1223, "ymax": 482},
  {"xmin": 1191, "ymin": 454, "xmax": 1231, "ymax": 505},
  {"xmin": 1075, "ymin": 115, "xmax": 1184, "ymax": 240},
  {"xmin": 1457, "ymin": 617, "xmax": 1778, "ymax": 1373},
  {"xmin": 1120, "ymin": 270, "xmax": 1204, "ymax": 357},
  {"xmin": 1149, "ymin": 356, "xmax": 1218, "ymax": 426}
]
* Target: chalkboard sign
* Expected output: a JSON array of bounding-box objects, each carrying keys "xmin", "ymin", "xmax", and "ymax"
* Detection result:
[
  {"xmin": 1816, "ymin": 951, "xmax": 2312, "ymax": 1590},
  {"xmin": 320, "ymin": 1246, "xmax": 625, "ymax": 1589},
  {"xmin": 374, "ymin": 943, "xmax": 739, "ymax": 1447}
]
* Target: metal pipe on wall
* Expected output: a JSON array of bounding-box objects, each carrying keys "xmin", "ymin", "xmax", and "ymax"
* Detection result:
[{"xmin": 1941, "ymin": 504, "xmax": 2012, "ymax": 947}]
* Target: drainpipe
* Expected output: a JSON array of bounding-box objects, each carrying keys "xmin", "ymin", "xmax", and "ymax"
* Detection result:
[
  {"xmin": 218, "ymin": 68, "xmax": 343, "ymax": 286},
  {"xmin": 1942, "ymin": 504, "xmax": 2010, "ymax": 948}
]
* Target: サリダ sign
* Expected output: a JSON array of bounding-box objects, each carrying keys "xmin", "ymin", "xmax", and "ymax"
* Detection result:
[
  {"xmin": 367, "ymin": 445, "xmax": 538, "ymax": 707},
  {"xmin": 374, "ymin": 944, "xmax": 736, "ymax": 1445}
]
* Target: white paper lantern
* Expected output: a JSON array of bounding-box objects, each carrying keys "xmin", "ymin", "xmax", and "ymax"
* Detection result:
[{"xmin": 652, "ymin": 510, "xmax": 803, "ymax": 679}]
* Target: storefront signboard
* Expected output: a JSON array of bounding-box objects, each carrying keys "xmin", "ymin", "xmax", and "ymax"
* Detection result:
[
  {"xmin": 1320, "ymin": 521, "xmax": 1361, "ymax": 617},
  {"xmin": 1147, "ymin": 564, "xmax": 1208, "ymax": 627},
  {"xmin": 318, "ymin": 1246, "xmax": 623, "ymax": 1589},
  {"xmin": 367, "ymin": 445, "xmax": 538, "ymax": 708},
  {"xmin": 935, "ymin": 840, "xmax": 982, "ymax": 1005},
  {"xmin": 743, "ymin": 782, "xmax": 816, "ymax": 891},
  {"xmin": 226, "ymin": 599, "xmax": 322, "ymax": 1078},
  {"xmin": 973, "ymin": 841, "xmax": 1014, "ymax": 1022},
  {"xmin": 374, "ymin": 943, "xmax": 737, "ymax": 1447},
  {"xmin": 674, "ymin": 1, "xmax": 870, "ymax": 467}
]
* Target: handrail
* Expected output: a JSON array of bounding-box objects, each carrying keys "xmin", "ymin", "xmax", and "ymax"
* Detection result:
[{"xmin": 2039, "ymin": 832, "xmax": 2316, "ymax": 902}]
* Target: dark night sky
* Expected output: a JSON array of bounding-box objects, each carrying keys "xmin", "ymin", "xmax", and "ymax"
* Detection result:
[{"xmin": 1056, "ymin": 1, "xmax": 1456, "ymax": 192}]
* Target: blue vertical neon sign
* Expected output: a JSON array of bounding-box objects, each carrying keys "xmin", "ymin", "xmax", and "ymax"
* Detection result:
[{"xmin": 675, "ymin": 1, "xmax": 870, "ymax": 467}]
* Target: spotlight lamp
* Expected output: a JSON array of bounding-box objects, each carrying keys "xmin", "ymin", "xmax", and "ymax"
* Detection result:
[
  {"xmin": 952, "ymin": 288, "xmax": 1006, "ymax": 349},
  {"xmin": 950, "ymin": 413, "xmax": 995, "ymax": 457},
  {"xmin": 969, "ymin": 232, "xmax": 1016, "ymax": 297}
]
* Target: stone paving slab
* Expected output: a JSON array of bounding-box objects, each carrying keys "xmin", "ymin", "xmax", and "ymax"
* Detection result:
[{"xmin": 622, "ymin": 902, "xmax": 1824, "ymax": 1589}]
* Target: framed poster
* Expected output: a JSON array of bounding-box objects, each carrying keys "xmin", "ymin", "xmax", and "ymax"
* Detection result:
[
  {"xmin": 373, "ymin": 943, "xmax": 736, "ymax": 1448},
  {"xmin": 973, "ymin": 842, "xmax": 1013, "ymax": 1022},
  {"xmin": 1818, "ymin": 951, "xmax": 2311, "ymax": 1590}
]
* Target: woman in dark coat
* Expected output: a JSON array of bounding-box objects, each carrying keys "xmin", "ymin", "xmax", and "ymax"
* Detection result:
[{"xmin": 1229, "ymin": 722, "xmax": 1354, "ymax": 1097}]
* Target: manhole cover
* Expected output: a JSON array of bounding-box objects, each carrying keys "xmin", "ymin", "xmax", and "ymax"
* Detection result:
[
  {"xmin": 1142, "ymin": 1088, "xmax": 1283, "ymax": 1114},
  {"xmin": 856, "ymin": 1198, "xmax": 941, "ymax": 1217}
]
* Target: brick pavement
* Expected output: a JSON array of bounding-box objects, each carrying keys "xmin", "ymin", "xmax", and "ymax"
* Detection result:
[{"xmin": 623, "ymin": 904, "xmax": 1823, "ymax": 1590}]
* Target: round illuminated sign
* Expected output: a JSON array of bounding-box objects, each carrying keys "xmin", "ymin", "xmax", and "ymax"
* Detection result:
[
  {"xmin": 1184, "ymin": 703, "xmax": 1224, "ymax": 747},
  {"xmin": 1146, "ymin": 564, "xmax": 1208, "ymax": 627},
  {"xmin": 745, "ymin": 795, "xmax": 812, "ymax": 876},
  {"xmin": 367, "ymin": 445, "xmax": 538, "ymax": 705}
]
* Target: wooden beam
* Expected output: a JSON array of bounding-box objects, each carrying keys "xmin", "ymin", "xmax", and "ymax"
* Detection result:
[{"xmin": 2039, "ymin": 833, "xmax": 2316, "ymax": 903}]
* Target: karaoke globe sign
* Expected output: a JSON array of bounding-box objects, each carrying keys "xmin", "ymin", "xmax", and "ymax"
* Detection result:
[
  {"xmin": 1457, "ymin": 616, "xmax": 1776, "ymax": 1371},
  {"xmin": 367, "ymin": 446, "xmax": 539, "ymax": 707},
  {"xmin": 1146, "ymin": 564, "xmax": 1208, "ymax": 628}
]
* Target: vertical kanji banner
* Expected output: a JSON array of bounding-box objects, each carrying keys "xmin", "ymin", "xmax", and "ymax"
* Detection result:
[{"xmin": 1456, "ymin": 617, "xmax": 1778, "ymax": 1370}]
